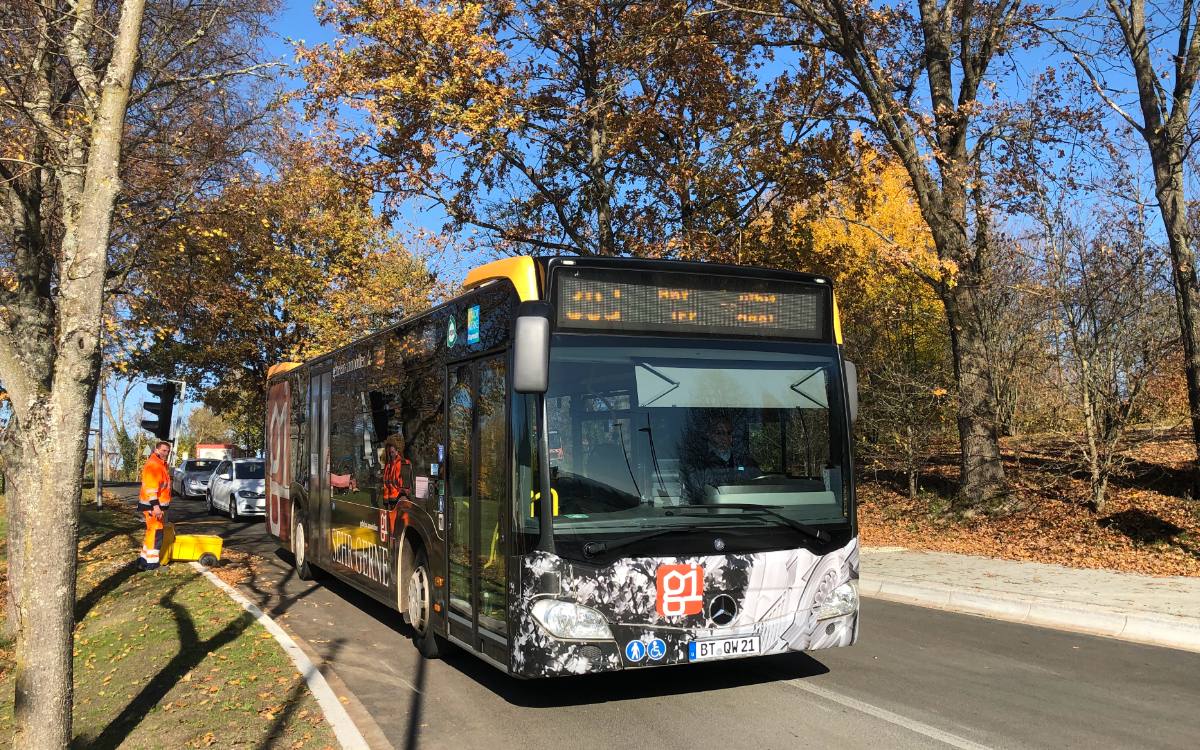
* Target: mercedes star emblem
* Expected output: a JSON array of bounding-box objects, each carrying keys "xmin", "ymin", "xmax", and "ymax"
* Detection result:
[
  {"xmin": 714, "ymin": 537, "xmax": 726, "ymax": 551},
  {"xmin": 708, "ymin": 594, "xmax": 738, "ymax": 626}
]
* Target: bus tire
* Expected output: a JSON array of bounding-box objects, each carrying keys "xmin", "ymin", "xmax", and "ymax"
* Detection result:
[
  {"xmin": 408, "ymin": 548, "xmax": 449, "ymax": 659},
  {"xmin": 293, "ymin": 508, "xmax": 313, "ymax": 581}
]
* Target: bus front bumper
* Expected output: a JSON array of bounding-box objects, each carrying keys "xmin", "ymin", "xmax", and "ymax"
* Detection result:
[{"xmin": 511, "ymin": 539, "xmax": 860, "ymax": 679}]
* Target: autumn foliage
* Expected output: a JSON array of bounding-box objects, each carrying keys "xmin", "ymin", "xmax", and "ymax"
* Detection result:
[
  {"xmin": 126, "ymin": 135, "xmax": 442, "ymax": 441},
  {"xmin": 296, "ymin": 0, "xmax": 849, "ymax": 257}
]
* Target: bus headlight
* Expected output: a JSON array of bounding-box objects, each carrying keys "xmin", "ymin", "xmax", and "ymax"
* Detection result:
[
  {"xmin": 817, "ymin": 581, "xmax": 858, "ymax": 620},
  {"xmin": 531, "ymin": 600, "xmax": 613, "ymax": 640}
]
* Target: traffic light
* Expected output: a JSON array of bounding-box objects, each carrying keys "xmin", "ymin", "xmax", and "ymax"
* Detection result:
[{"xmin": 141, "ymin": 382, "xmax": 177, "ymax": 440}]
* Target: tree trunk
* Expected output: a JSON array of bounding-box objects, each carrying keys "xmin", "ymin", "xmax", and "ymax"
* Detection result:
[
  {"xmin": 938, "ymin": 258, "xmax": 1006, "ymax": 508},
  {"xmin": 906, "ymin": 426, "xmax": 918, "ymax": 500},
  {"xmin": 3, "ymin": 434, "xmax": 25, "ymax": 642},
  {"xmin": 9, "ymin": 408, "xmax": 89, "ymax": 750},
  {"xmin": 1081, "ymin": 372, "xmax": 1105, "ymax": 514},
  {"xmin": 1092, "ymin": 467, "xmax": 1109, "ymax": 515},
  {"xmin": 1146, "ymin": 145, "xmax": 1200, "ymax": 496}
]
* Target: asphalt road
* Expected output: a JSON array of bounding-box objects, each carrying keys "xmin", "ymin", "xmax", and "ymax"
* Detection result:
[{"xmin": 112, "ymin": 485, "xmax": 1200, "ymax": 750}]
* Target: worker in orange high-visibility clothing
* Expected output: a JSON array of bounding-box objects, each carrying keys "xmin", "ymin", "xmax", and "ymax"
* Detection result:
[
  {"xmin": 138, "ymin": 440, "xmax": 173, "ymax": 570},
  {"xmin": 381, "ymin": 434, "xmax": 410, "ymax": 540}
]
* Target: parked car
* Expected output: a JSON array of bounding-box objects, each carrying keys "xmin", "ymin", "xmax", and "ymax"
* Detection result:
[
  {"xmin": 172, "ymin": 459, "xmax": 222, "ymax": 501},
  {"xmin": 206, "ymin": 458, "xmax": 266, "ymax": 521}
]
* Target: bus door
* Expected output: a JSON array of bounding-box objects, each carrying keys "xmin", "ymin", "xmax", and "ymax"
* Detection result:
[
  {"xmin": 445, "ymin": 354, "xmax": 508, "ymax": 663},
  {"xmin": 308, "ymin": 369, "xmax": 332, "ymax": 568}
]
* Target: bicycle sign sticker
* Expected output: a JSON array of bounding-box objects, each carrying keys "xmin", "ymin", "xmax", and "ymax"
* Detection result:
[{"xmin": 656, "ymin": 563, "xmax": 704, "ymax": 617}]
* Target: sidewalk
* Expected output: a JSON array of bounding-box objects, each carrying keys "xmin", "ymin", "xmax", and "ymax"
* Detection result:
[{"xmin": 859, "ymin": 547, "xmax": 1200, "ymax": 652}]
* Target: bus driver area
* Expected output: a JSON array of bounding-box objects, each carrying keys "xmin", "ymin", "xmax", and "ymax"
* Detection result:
[{"xmin": 510, "ymin": 540, "xmax": 859, "ymax": 677}]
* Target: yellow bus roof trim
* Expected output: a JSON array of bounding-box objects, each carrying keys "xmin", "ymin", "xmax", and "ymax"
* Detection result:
[
  {"xmin": 463, "ymin": 257, "xmax": 540, "ymax": 302},
  {"xmin": 267, "ymin": 362, "xmax": 303, "ymax": 380}
]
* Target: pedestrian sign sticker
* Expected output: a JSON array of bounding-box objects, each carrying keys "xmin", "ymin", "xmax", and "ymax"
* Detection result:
[
  {"xmin": 446, "ymin": 316, "xmax": 457, "ymax": 347},
  {"xmin": 646, "ymin": 638, "xmax": 666, "ymax": 660},
  {"xmin": 625, "ymin": 640, "xmax": 647, "ymax": 662},
  {"xmin": 467, "ymin": 305, "xmax": 480, "ymax": 344}
]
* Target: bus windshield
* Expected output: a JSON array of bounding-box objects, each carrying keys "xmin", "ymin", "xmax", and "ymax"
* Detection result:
[{"xmin": 534, "ymin": 335, "xmax": 851, "ymax": 544}]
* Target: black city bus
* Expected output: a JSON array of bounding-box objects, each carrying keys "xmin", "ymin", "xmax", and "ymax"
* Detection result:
[{"xmin": 264, "ymin": 256, "xmax": 860, "ymax": 678}]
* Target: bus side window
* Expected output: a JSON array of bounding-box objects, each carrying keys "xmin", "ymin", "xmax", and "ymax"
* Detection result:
[
  {"xmin": 390, "ymin": 320, "xmax": 443, "ymax": 516},
  {"xmin": 293, "ymin": 375, "xmax": 308, "ymax": 493},
  {"xmin": 512, "ymin": 392, "xmax": 540, "ymax": 552}
]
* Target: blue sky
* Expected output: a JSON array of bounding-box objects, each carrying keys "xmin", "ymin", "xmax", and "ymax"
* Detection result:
[{"xmin": 265, "ymin": 3, "xmax": 336, "ymax": 67}]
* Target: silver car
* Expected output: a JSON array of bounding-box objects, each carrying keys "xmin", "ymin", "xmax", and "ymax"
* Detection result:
[
  {"xmin": 206, "ymin": 458, "xmax": 266, "ymax": 521},
  {"xmin": 172, "ymin": 458, "xmax": 222, "ymax": 501}
]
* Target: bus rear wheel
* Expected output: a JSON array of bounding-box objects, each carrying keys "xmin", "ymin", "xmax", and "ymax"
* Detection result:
[
  {"xmin": 408, "ymin": 548, "xmax": 448, "ymax": 659},
  {"xmin": 293, "ymin": 510, "xmax": 313, "ymax": 581}
]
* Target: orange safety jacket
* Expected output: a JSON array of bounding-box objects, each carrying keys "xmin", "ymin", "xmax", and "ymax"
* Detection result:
[
  {"xmin": 382, "ymin": 457, "xmax": 410, "ymax": 502},
  {"xmin": 138, "ymin": 453, "xmax": 172, "ymax": 510}
]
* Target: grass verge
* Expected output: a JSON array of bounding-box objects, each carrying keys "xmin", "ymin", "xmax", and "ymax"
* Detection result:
[{"xmin": 0, "ymin": 493, "xmax": 340, "ymax": 749}]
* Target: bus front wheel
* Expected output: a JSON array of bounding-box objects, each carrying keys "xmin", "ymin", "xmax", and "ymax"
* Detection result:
[
  {"xmin": 293, "ymin": 510, "xmax": 313, "ymax": 581},
  {"xmin": 408, "ymin": 548, "xmax": 448, "ymax": 659}
]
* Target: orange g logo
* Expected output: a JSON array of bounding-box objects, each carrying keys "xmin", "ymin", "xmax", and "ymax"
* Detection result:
[{"xmin": 656, "ymin": 564, "xmax": 704, "ymax": 617}]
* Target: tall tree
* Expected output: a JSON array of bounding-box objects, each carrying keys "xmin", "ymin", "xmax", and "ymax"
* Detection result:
[
  {"xmin": 127, "ymin": 137, "xmax": 440, "ymax": 432},
  {"xmin": 0, "ymin": 1, "xmax": 148, "ymax": 746},
  {"xmin": 1047, "ymin": 0, "xmax": 1200, "ymax": 492},
  {"xmin": 298, "ymin": 0, "xmax": 847, "ymax": 256},
  {"xmin": 1038, "ymin": 201, "xmax": 1176, "ymax": 513},
  {"xmin": 754, "ymin": 146, "xmax": 954, "ymax": 497},
  {"xmin": 717, "ymin": 0, "xmax": 1050, "ymax": 506},
  {"xmin": 0, "ymin": 0, "xmax": 278, "ymax": 744}
]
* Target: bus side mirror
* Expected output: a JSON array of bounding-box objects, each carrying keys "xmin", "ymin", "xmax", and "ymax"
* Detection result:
[
  {"xmin": 844, "ymin": 360, "xmax": 859, "ymax": 424},
  {"xmin": 513, "ymin": 301, "xmax": 553, "ymax": 394}
]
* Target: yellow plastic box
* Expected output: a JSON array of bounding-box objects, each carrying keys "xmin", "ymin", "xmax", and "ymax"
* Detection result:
[{"xmin": 164, "ymin": 528, "xmax": 223, "ymax": 566}]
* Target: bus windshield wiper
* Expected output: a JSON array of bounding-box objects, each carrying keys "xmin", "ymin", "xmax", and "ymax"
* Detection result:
[
  {"xmin": 581, "ymin": 526, "xmax": 696, "ymax": 558},
  {"xmin": 678, "ymin": 503, "xmax": 831, "ymax": 545}
]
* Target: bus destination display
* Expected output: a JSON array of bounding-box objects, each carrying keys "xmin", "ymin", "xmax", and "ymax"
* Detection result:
[{"xmin": 554, "ymin": 268, "xmax": 827, "ymax": 340}]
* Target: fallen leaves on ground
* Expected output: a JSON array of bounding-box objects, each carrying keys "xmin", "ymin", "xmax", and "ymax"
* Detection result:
[
  {"xmin": 860, "ymin": 427, "xmax": 1200, "ymax": 577},
  {"xmin": 211, "ymin": 547, "xmax": 276, "ymax": 587}
]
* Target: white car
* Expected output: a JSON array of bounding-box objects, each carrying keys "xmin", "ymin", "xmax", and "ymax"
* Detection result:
[{"xmin": 206, "ymin": 458, "xmax": 266, "ymax": 521}]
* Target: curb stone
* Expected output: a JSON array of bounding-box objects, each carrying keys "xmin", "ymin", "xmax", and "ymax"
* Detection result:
[
  {"xmin": 860, "ymin": 574, "xmax": 1200, "ymax": 653},
  {"xmin": 191, "ymin": 562, "xmax": 370, "ymax": 750}
]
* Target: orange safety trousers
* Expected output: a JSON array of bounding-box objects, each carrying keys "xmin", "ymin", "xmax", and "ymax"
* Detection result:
[
  {"xmin": 138, "ymin": 453, "xmax": 171, "ymax": 569},
  {"xmin": 139, "ymin": 507, "xmax": 168, "ymax": 570}
]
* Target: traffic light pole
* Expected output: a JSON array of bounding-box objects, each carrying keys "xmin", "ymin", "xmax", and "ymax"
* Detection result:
[
  {"xmin": 169, "ymin": 379, "xmax": 187, "ymax": 466},
  {"xmin": 96, "ymin": 370, "xmax": 104, "ymax": 510}
]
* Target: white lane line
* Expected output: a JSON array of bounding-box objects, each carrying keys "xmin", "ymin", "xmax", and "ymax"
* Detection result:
[
  {"xmin": 192, "ymin": 562, "xmax": 370, "ymax": 750},
  {"xmin": 784, "ymin": 679, "xmax": 996, "ymax": 750}
]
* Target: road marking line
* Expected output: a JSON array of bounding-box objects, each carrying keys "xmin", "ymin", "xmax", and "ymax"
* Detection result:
[
  {"xmin": 192, "ymin": 562, "xmax": 370, "ymax": 750},
  {"xmin": 784, "ymin": 679, "xmax": 996, "ymax": 750}
]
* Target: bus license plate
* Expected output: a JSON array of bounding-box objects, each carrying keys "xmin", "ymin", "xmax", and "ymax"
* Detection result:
[{"xmin": 689, "ymin": 636, "xmax": 760, "ymax": 662}]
